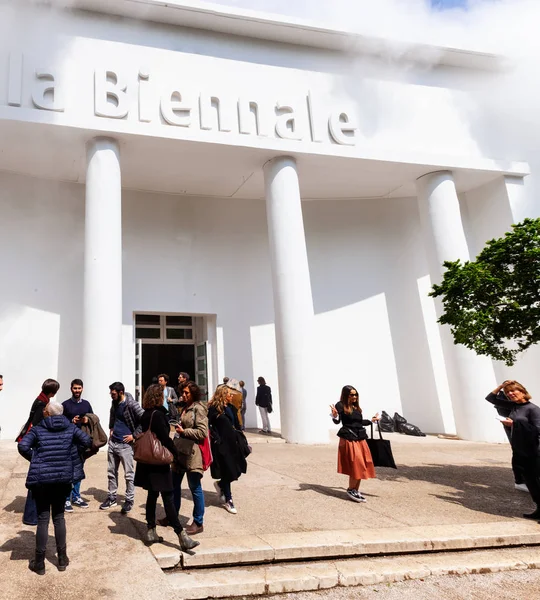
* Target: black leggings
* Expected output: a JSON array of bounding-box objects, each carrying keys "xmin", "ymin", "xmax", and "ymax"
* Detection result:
[
  {"xmin": 146, "ymin": 490, "xmax": 183, "ymax": 534},
  {"xmin": 32, "ymin": 484, "xmax": 71, "ymax": 553}
]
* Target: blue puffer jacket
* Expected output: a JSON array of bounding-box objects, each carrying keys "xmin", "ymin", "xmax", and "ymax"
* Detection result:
[{"xmin": 18, "ymin": 415, "xmax": 92, "ymax": 488}]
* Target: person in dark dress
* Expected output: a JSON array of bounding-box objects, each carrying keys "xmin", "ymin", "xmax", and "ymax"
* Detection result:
[
  {"xmin": 134, "ymin": 384, "xmax": 199, "ymax": 551},
  {"xmin": 209, "ymin": 385, "xmax": 247, "ymax": 514},
  {"xmin": 331, "ymin": 385, "xmax": 379, "ymax": 503},
  {"xmin": 486, "ymin": 380, "xmax": 540, "ymax": 519}
]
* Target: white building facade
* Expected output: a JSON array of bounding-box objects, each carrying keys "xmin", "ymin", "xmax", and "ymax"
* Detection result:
[{"xmin": 0, "ymin": 1, "xmax": 538, "ymax": 443}]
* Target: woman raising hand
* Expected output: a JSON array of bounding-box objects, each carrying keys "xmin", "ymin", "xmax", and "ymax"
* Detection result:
[{"xmin": 331, "ymin": 385, "xmax": 379, "ymax": 503}]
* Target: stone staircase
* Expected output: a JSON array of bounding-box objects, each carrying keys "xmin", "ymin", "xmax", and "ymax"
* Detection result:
[{"xmin": 150, "ymin": 521, "xmax": 540, "ymax": 598}]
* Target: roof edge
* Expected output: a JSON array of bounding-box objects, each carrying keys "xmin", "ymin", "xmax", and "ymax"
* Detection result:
[{"xmin": 67, "ymin": 0, "xmax": 504, "ymax": 71}]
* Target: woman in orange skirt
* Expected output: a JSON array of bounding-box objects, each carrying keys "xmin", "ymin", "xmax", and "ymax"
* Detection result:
[{"xmin": 331, "ymin": 385, "xmax": 379, "ymax": 503}]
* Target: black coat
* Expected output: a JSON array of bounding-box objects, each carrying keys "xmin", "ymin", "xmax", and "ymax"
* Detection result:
[
  {"xmin": 255, "ymin": 385, "xmax": 272, "ymax": 408},
  {"xmin": 209, "ymin": 405, "xmax": 247, "ymax": 482},
  {"xmin": 134, "ymin": 407, "xmax": 178, "ymax": 492},
  {"xmin": 486, "ymin": 392, "xmax": 540, "ymax": 457}
]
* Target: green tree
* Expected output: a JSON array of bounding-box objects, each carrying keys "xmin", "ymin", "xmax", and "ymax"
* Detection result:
[{"xmin": 430, "ymin": 218, "xmax": 540, "ymax": 366}]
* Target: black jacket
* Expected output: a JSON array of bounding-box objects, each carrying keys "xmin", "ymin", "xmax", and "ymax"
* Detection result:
[
  {"xmin": 333, "ymin": 402, "xmax": 372, "ymax": 441},
  {"xmin": 255, "ymin": 385, "xmax": 272, "ymax": 409},
  {"xmin": 134, "ymin": 407, "xmax": 178, "ymax": 492},
  {"xmin": 208, "ymin": 405, "xmax": 247, "ymax": 482},
  {"xmin": 486, "ymin": 392, "xmax": 540, "ymax": 456}
]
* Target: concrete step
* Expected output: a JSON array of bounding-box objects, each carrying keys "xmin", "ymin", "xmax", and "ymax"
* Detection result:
[
  {"xmin": 150, "ymin": 520, "xmax": 540, "ymax": 570},
  {"xmin": 167, "ymin": 546, "xmax": 540, "ymax": 599}
]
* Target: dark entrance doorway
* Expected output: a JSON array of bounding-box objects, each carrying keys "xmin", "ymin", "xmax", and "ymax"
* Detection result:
[{"xmin": 141, "ymin": 344, "xmax": 195, "ymax": 392}]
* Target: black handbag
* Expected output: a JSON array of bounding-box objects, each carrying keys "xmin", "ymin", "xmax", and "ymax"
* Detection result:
[{"xmin": 366, "ymin": 422, "xmax": 397, "ymax": 469}]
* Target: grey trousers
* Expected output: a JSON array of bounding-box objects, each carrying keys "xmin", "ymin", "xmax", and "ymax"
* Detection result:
[{"xmin": 107, "ymin": 440, "xmax": 135, "ymax": 504}]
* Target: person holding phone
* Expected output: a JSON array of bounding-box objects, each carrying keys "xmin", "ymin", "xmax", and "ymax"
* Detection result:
[
  {"xmin": 486, "ymin": 380, "xmax": 540, "ymax": 519},
  {"xmin": 330, "ymin": 385, "xmax": 379, "ymax": 503}
]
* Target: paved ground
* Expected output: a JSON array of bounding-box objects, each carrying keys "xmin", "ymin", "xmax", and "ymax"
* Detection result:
[
  {"xmin": 0, "ymin": 431, "xmax": 538, "ymax": 599},
  {"xmin": 265, "ymin": 569, "xmax": 540, "ymax": 600}
]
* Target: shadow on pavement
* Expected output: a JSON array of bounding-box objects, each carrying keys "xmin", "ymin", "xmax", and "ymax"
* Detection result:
[
  {"xmin": 2, "ymin": 495, "xmax": 25, "ymax": 514},
  {"xmin": 378, "ymin": 463, "xmax": 529, "ymax": 518},
  {"xmin": 297, "ymin": 483, "xmax": 380, "ymax": 501},
  {"xmin": 0, "ymin": 530, "xmax": 57, "ymax": 563}
]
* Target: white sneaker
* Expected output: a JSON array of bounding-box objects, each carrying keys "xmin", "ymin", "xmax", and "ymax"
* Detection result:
[
  {"xmin": 224, "ymin": 500, "xmax": 237, "ymax": 514},
  {"xmin": 515, "ymin": 483, "xmax": 529, "ymax": 492}
]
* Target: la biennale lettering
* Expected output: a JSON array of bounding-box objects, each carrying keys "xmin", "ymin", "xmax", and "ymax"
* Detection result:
[{"xmin": 6, "ymin": 54, "xmax": 357, "ymax": 146}]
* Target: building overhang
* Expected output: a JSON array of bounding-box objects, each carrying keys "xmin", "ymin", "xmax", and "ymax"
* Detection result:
[{"xmin": 63, "ymin": 0, "xmax": 504, "ymax": 71}]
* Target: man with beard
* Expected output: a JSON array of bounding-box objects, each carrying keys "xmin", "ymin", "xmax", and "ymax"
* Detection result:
[{"xmin": 62, "ymin": 379, "xmax": 94, "ymax": 510}]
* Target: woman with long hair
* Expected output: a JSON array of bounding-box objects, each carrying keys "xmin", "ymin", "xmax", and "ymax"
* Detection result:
[
  {"xmin": 486, "ymin": 379, "xmax": 540, "ymax": 519},
  {"xmin": 134, "ymin": 384, "xmax": 199, "ymax": 551},
  {"xmin": 255, "ymin": 376, "xmax": 272, "ymax": 434},
  {"xmin": 330, "ymin": 385, "xmax": 379, "ymax": 503},
  {"xmin": 208, "ymin": 385, "xmax": 247, "ymax": 514},
  {"xmin": 165, "ymin": 381, "xmax": 208, "ymax": 535}
]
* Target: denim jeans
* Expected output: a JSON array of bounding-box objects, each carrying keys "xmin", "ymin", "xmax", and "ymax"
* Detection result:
[
  {"xmin": 70, "ymin": 480, "xmax": 82, "ymax": 502},
  {"xmin": 173, "ymin": 471, "xmax": 205, "ymax": 526},
  {"xmin": 23, "ymin": 489, "xmax": 38, "ymax": 526}
]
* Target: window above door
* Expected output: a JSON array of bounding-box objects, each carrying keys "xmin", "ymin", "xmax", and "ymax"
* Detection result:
[{"xmin": 135, "ymin": 313, "xmax": 194, "ymax": 344}]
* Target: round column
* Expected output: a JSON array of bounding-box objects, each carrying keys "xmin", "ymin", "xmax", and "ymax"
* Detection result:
[
  {"xmin": 264, "ymin": 156, "xmax": 326, "ymax": 444},
  {"xmin": 416, "ymin": 171, "xmax": 502, "ymax": 442},
  {"xmin": 83, "ymin": 137, "xmax": 123, "ymax": 420}
]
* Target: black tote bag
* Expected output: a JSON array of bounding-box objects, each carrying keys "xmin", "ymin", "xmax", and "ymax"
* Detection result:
[{"xmin": 367, "ymin": 422, "xmax": 397, "ymax": 469}]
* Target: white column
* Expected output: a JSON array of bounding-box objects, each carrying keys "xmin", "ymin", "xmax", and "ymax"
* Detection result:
[
  {"xmin": 83, "ymin": 138, "xmax": 123, "ymax": 420},
  {"xmin": 264, "ymin": 156, "xmax": 325, "ymax": 444},
  {"xmin": 416, "ymin": 171, "xmax": 502, "ymax": 442}
]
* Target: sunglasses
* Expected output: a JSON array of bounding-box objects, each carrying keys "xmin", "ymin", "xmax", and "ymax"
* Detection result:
[{"xmin": 349, "ymin": 392, "xmax": 358, "ymax": 397}]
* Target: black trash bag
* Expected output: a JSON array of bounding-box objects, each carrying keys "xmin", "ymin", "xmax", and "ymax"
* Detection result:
[
  {"xmin": 393, "ymin": 412, "xmax": 407, "ymax": 433},
  {"xmin": 379, "ymin": 411, "xmax": 395, "ymax": 433},
  {"xmin": 400, "ymin": 422, "xmax": 426, "ymax": 437}
]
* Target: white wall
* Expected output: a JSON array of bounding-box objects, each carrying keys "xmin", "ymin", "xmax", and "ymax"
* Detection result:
[{"xmin": 0, "ymin": 172, "xmax": 463, "ymax": 439}]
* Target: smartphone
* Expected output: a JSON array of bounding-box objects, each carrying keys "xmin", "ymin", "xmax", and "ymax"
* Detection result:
[{"xmin": 495, "ymin": 415, "xmax": 508, "ymax": 422}]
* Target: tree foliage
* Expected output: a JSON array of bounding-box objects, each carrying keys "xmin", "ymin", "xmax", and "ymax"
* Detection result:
[{"xmin": 430, "ymin": 218, "xmax": 540, "ymax": 366}]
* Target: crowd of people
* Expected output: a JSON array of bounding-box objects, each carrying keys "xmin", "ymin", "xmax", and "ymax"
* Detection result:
[
  {"xmin": 6, "ymin": 371, "xmax": 540, "ymax": 576},
  {"xmin": 12, "ymin": 372, "xmax": 260, "ymax": 575}
]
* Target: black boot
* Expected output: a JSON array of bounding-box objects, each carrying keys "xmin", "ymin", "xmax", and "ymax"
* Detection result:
[
  {"xmin": 57, "ymin": 546, "xmax": 70, "ymax": 571},
  {"xmin": 523, "ymin": 508, "xmax": 540, "ymax": 519},
  {"xmin": 29, "ymin": 550, "xmax": 45, "ymax": 575}
]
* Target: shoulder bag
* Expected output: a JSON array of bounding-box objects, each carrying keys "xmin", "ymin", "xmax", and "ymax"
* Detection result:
[
  {"xmin": 366, "ymin": 422, "xmax": 397, "ymax": 469},
  {"xmin": 134, "ymin": 411, "xmax": 174, "ymax": 465}
]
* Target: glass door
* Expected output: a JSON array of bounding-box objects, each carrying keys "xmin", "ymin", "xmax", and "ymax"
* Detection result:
[
  {"xmin": 135, "ymin": 338, "xmax": 143, "ymax": 403},
  {"xmin": 196, "ymin": 342, "xmax": 208, "ymax": 400}
]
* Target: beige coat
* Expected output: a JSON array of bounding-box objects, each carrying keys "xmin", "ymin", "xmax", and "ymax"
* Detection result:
[{"xmin": 172, "ymin": 401, "xmax": 208, "ymax": 475}]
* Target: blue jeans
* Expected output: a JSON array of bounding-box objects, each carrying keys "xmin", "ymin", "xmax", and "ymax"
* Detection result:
[
  {"xmin": 23, "ymin": 489, "xmax": 38, "ymax": 526},
  {"xmin": 173, "ymin": 471, "xmax": 205, "ymax": 526},
  {"xmin": 71, "ymin": 480, "xmax": 81, "ymax": 501}
]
